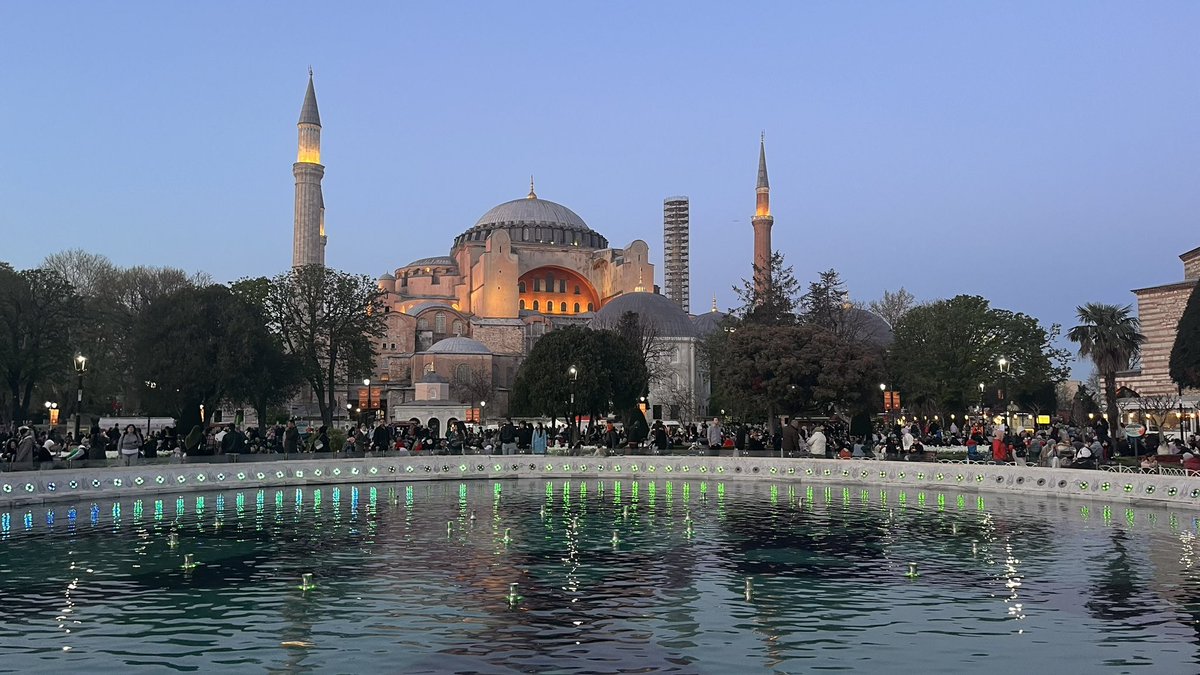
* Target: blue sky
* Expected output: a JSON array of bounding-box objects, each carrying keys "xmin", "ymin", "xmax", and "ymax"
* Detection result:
[{"xmin": 3, "ymin": 2, "xmax": 1197, "ymax": 364}]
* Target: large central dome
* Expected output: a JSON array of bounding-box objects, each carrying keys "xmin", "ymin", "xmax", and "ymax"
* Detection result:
[{"xmin": 454, "ymin": 188, "xmax": 609, "ymax": 250}]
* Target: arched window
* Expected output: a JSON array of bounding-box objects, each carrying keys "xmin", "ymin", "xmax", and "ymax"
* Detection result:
[
  {"xmin": 574, "ymin": 285, "xmax": 581, "ymax": 295},
  {"xmin": 547, "ymin": 302, "xmax": 554, "ymax": 313},
  {"xmin": 417, "ymin": 318, "xmax": 429, "ymax": 330},
  {"xmin": 455, "ymin": 363, "xmax": 471, "ymax": 383},
  {"xmin": 452, "ymin": 320, "xmax": 463, "ymax": 336},
  {"xmin": 558, "ymin": 279, "xmax": 566, "ymax": 293},
  {"xmin": 560, "ymin": 302, "xmax": 567, "ymax": 312},
  {"xmin": 534, "ymin": 278, "xmax": 542, "ymax": 292},
  {"xmin": 520, "ymin": 299, "xmax": 526, "ymax": 310},
  {"xmin": 532, "ymin": 300, "xmax": 539, "ymax": 311},
  {"xmin": 534, "ymin": 227, "xmax": 542, "ymax": 240},
  {"xmin": 573, "ymin": 303, "xmax": 580, "ymax": 313},
  {"xmin": 435, "ymin": 312, "xmax": 446, "ymax": 334},
  {"xmin": 519, "ymin": 281, "xmax": 526, "ymax": 293},
  {"xmin": 522, "ymin": 227, "xmax": 529, "ymax": 241},
  {"xmin": 587, "ymin": 302, "xmax": 594, "ymax": 312},
  {"xmin": 546, "ymin": 274, "xmax": 555, "ymax": 291}
]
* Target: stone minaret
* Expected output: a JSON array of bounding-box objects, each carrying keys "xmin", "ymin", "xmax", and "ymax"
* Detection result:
[
  {"xmin": 292, "ymin": 70, "xmax": 326, "ymax": 268},
  {"xmin": 751, "ymin": 133, "xmax": 774, "ymax": 296}
]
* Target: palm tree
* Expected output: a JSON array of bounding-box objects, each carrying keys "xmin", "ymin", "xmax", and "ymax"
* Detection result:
[{"xmin": 1067, "ymin": 303, "xmax": 1145, "ymax": 438}]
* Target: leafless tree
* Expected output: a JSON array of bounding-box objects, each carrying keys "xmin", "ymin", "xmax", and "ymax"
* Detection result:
[
  {"xmin": 868, "ymin": 287, "xmax": 918, "ymax": 330},
  {"xmin": 41, "ymin": 249, "xmax": 115, "ymax": 297},
  {"xmin": 1137, "ymin": 394, "xmax": 1183, "ymax": 441},
  {"xmin": 662, "ymin": 379, "xmax": 699, "ymax": 424},
  {"xmin": 451, "ymin": 364, "xmax": 493, "ymax": 408}
]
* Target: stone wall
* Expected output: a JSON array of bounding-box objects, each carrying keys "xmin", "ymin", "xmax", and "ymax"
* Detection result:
[
  {"xmin": 1121, "ymin": 281, "xmax": 1197, "ymax": 398},
  {"xmin": 4, "ymin": 455, "xmax": 1199, "ymax": 511}
]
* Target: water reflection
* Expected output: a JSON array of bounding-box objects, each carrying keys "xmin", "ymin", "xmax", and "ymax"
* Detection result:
[{"xmin": 1, "ymin": 480, "xmax": 1199, "ymax": 672}]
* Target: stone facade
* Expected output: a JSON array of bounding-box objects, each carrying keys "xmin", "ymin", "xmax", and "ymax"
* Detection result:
[{"xmin": 1117, "ymin": 246, "xmax": 1198, "ymax": 407}]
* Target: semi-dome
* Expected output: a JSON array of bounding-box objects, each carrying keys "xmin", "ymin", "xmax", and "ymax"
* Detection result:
[
  {"xmin": 454, "ymin": 191, "xmax": 609, "ymax": 249},
  {"xmin": 425, "ymin": 336, "xmax": 491, "ymax": 355},
  {"xmin": 589, "ymin": 292, "xmax": 698, "ymax": 338}
]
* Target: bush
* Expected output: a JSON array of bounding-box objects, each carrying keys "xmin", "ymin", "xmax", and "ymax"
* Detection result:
[{"xmin": 329, "ymin": 428, "xmax": 347, "ymax": 453}]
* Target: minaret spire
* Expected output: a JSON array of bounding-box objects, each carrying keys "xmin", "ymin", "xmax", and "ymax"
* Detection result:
[
  {"xmin": 751, "ymin": 133, "xmax": 775, "ymax": 298},
  {"xmin": 527, "ymin": 175, "xmax": 537, "ymax": 199},
  {"xmin": 293, "ymin": 71, "xmax": 326, "ymax": 268}
]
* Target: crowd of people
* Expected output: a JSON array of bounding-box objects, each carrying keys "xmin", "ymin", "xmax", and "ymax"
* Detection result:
[{"xmin": 4, "ymin": 415, "xmax": 1199, "ymax": 474}]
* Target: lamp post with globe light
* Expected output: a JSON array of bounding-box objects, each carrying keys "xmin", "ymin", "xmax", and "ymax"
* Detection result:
[
  {"xmin": 568, "ymin": 365, "xmax": 579, "ymax": 447},
  {"xmin": 73, "ymin": 355, "xmax": 88, "ymax": 440},
  {"xmin": 363, "ymin": 378, "xmax": 372, "ymax": 425}
]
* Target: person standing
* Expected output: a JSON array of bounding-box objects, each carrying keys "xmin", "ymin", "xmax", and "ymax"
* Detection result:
[
  {"xmin": 532, "ymin": 423, "xmax": 548, "ymax": 455},
  {"xmin": 372, "ymin": 421, "xmax": 390, "ymax": 453},
  {"xmin": 499, "ymin": 419, "xmax": 518, "ymax": 455},
  {"xmin": 13, "ymin": 426, "xmax": 35, "ymax": 466},
  {"xmin": 809, "ymin": 425, "xmax": 828, "ymax": 458},
  {"xmin": 118, "ymin": 424, "xmax": 142, "ymax": 466},
  {"xmin": 781, "ymin": 418, "xmax": 800, "ymax": 457},
  {"xmin": 706, "ymin": 418, "xmax": 723, "ymax": 455},
  {"xmin": 283, "ymin": 420, "xmax": 299, "ymax": 454}
]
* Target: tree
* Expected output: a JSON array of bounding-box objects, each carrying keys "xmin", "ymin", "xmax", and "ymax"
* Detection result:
[
  {"xmin": 868, "ymin": 287, "xmax": 918, "ymax": 330},
  {"xmin": 0, "ymin": 265, "xmax": 78, "ymax": 423},
  {"xmin": 800, "ymin": 268, "xmax": 849, "ymax": 331},
  {"xmin": 41, "ymin": 249, "xmax": 115, "ymax": 298},
  {"xmin": 132, "ymin": 284, "xmax": 257, "ymax": 435},
  {"xmin": 889, "ymin": 295, "xmax": 1071, "ymax": 414},
  {"xmin": 450, "ymin": 364, "xmax": 493, "ymax": 407},
  {"xmin": 510, "ymin": 325, "xmax": 648, "ymax": 426},
  {"xmin": 612, "ymin": 310, "xmax": 672, "ymax": 387},
  {"xmin": 1068, "ymin": 303, "xmax": 1145, "ymax": 438},
  {"xmin": 1137, "ymin": 394, "xmax": 1182, "ymax": 442},
  {"xmin": 710, "ymin": 323, "xmax": 884, "ymax": 425},
  {"xmin": 1170, "ymin": 282, "xmax": 1200, "ymax": 389},
  {"xmin": 226, "ymin": 280, "xmax": 304, "ymax": 429},
  {"xmin": 257, "ymin": 265, "xmax": 387, "ymax": 428},
  {"xmin": 732, "ymin": 251, "xmax": 801, "ymax": 326}
]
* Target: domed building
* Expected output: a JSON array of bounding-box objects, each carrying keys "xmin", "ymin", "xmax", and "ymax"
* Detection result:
[
  {"xmin": 589, "ymin": 292, "xmax": 710, "ymax": 423},
  {"xmin": 370, "ymin": 181, "xmax": 654, "ymax": 420}
]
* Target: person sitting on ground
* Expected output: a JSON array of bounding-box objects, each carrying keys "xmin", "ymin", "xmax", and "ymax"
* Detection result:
[{"xmin": 1140, "ymin": 455, "xmax": 1159, "ymax": 471}]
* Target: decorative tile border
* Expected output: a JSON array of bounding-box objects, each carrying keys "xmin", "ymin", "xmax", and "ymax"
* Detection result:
[{"xmin": 3, "ymin": 456, "xmax": 1199, "ymax": 509}]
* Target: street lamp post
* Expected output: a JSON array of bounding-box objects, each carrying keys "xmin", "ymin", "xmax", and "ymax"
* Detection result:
[
  {"xmin": 363, "ymin": 378, "xmax": 372, "ymax": 426},
  {"xmin": 144, "ymin": 380, "xmax": 157, "ymax": 434},
  {"xmin": 479, "ymin": 400, "xmax": 487, "ymax": 432},
  {"xmin": 345, "ymin": 403, "xmax": 353, "ymax": 428},
  {"xmin": 45, "ymin": 401, "xmax": 58, "ymax": 428},
  {"xmin": 998, "ymin": 358, "xmax": 1012, "ymax": 430},
  {"xmin": 73, "ymin": 355, "xmax": 88, "ymax": 440},
  {"xmin": 568, "ymin": 365, "xmax": 579, "ymax": 447}
]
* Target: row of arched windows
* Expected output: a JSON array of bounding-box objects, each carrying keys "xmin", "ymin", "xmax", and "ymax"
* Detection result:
[
  {"xmin": 519, "ymin": 300, "xmax": 593, "ymax": 313},
  {"xmin": 457, "ymin": 227, "xmax": 607, "ymax": 249},
  {"xmin": 519, "ymin": 278, "xmax": 583, "ymax": 295}
]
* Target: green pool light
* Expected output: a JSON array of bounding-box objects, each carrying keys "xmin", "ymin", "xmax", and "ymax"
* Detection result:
[{"xmin": 298, "ymin": 573, "xmax": 316, "ymax": 591}]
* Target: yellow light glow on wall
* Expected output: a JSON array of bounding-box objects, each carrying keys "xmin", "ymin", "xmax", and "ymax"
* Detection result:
[{"xmin": 297, "ymin": 148, "xmax": 321, "ymax": 163}]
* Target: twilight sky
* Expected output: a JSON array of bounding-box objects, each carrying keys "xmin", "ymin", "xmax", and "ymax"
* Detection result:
[{"xmin": 3, "ymin": 2, "xmax": 1197, "ymax": 366}]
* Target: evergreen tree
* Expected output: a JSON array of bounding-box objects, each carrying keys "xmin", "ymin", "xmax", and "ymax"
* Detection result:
[
  {"xmin": 1170, "ymin": 282, "xmax": 1200, "ymax": 389},
  {"xmin": 732, "ymin": 250, "xmax": 800, "ymax": 326},
  {"xmin": 800, "ymin": 268, "xmax": 849, "ymax": 331}
]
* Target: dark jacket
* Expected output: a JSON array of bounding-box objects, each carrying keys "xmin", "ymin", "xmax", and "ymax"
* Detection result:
[
  {"xmin": 372, "ymin": 424, "xmax": 390, "ymax": 451},
  {"xmin": 283, "ymin": 426, "xmax": 299, "ymax": 453}
]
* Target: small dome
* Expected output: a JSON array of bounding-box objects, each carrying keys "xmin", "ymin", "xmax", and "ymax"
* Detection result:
[
  {"xmin": 378, "ymin": 272, "xmax": 395, "ymax": 281},
  {"xmin": 420, "ymin": 371, "xmax": 449, "ymax": 384},
  {"xmin": 589, "ymin": 292, "xmax": 697, "ymax": 338},
  {"xmin": 691, "ymin": 310, "xmax": 728, "ymax": 337},
  {"xmin": 426, "ymin": 336, "xmax": 491, "ymax": 355},
  {"xmin": 404, "ymin": 255, "xmax": 456, "ymax": 269}
]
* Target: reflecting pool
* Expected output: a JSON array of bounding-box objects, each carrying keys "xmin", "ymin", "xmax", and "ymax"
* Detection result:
[{"xmin": 2, "ymin": 479, "xmax": 1200, "ymax": 673}]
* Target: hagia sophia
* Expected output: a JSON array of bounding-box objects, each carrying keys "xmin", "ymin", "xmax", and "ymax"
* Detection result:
[{"xmin": 290, "ymin": 74, "xmax": 768, "ymax": 431}]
